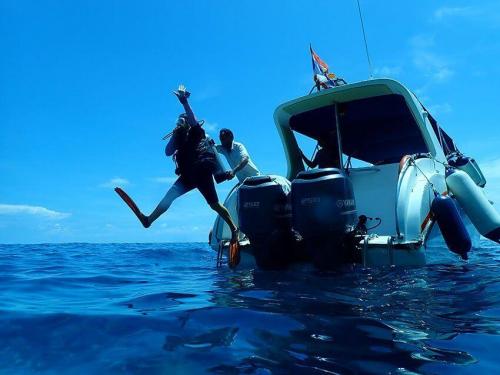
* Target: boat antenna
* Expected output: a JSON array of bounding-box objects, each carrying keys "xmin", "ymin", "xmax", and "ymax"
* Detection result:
[{"xmin": 356, "ymin": 0, "xmax": 373, "ymax": 79}]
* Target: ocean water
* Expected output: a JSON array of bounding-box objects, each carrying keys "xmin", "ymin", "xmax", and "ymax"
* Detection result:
[{"xmin": 0, "ymin": 241, "xmax": 499, "ymax": 374}]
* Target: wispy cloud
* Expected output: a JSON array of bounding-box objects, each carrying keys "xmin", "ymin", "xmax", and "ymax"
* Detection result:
[
  {"xmin": 194, "ymin": 84, "xmax": 221, "ymax": 102},
  {"xmin": 373, "ymin": 65, "xmax": 401, "ymax": 77},
  {"xmin": 480, "ymin": 157, "xmax": 500, "ymax": 204},
  {"xmin": 433, "ymin": 6, "xmax": 476, "ymax": 21},
  {"xmin": 45, "ymin": 222, "xmax": 69, "ymax": 234},
  {"xmin": 480, "ymin": 158, "xmax": 500, "ymax": 180},
  {"xmin": 0, "ymin": 204, "xmax": 70, "ymax": 219},
  {"xmin": 412, "ymin": 84, "xmax": 452, "ymax": 118},
  {"xmin": 100, "ymin": 177, "xmax": 129, "ymax": 188},
  {"xmin": 203, "ymin": 120, "xmax": 219, "ymax": 133},
  {"xmin": 410, "ymin": 35, "xmax": 454, "ymax": 82},
  {"xmin": 150, "ymin": 176, "xmax": 177, "ymax": 184},
  {"xmin": 157, "ymin": 224, "xmax": 207, "ymax": 234},
  {"xmin": 427, "ymin": 103, "xmax": 453, "ymax": 116},
  {"xmin": 413, "ymin": 85, "xmax": 431, "ymax": 103},
  {"xmin": 431, "ymin": 4, "xmax": 500, "ymax": 27}
]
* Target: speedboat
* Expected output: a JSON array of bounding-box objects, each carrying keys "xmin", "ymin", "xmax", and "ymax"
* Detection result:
[{"xmin": 210, "ymin": 78, "xmax": 500, "ymax": 268}]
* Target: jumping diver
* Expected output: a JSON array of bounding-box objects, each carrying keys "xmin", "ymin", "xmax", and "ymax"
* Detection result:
[{"xmin": 115, "ymin": 85, "xmax": 239, "ymax": 245}]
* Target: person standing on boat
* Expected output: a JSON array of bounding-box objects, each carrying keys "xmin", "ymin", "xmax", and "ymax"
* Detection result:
[
  {"xmin": 216, "ymin": 128, "xmax": 260, "ymax": 183},
  {"xmin": 115, "ymin": 85, "xmax": 239, "ymax": 243},
  {"xmin": 301, "ymin": 131, "xmax": 341, "ymax": 169}
]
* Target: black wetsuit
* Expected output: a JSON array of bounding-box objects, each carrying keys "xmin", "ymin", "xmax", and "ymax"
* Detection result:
[{"xmin": 168, "ymin": 124, "xmax": 219, "ymax": 204}]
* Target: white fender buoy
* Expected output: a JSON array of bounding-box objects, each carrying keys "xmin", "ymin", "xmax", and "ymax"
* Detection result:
[
  {"xmin": 446, "ymin": 168, "xmax": 500, "ymax": 243},
  {"xmin": 448, "ymin": 154, "xmax": 486, "ymax": 187}
]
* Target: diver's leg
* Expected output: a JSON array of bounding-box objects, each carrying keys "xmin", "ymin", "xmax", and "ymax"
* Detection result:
[
  {"xmin": 209, "ymin": 202, "xmax": 238, "ymax": 240},
  {"xmin": 196, "ymin": 169, "xmax": 240, "ymax": 267},
  {"xmin": 209, "ymin": 201, "xmax": 240, "ymax": 268},
  {"xmin": 115, "ymin": 187, "xmax": 151, "ymax": 228},
  {"xmin": 147, "ymin": 177, "xmax": 192, "ymax": 225},
  {"xmin": 195, "ymin": 170, "xmax": 238, "ymax": 240}
]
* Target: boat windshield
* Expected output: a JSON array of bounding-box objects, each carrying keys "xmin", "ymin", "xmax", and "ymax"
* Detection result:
[
  {"xmin": 289, "ymin": 94, "xmax": 428, "ymax": 165},
  {"xmin": 427, "ymin": 112, "xmax": 458, "ymax": 156}
]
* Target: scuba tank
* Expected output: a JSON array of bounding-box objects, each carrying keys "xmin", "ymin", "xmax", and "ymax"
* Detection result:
[{"xmin": 166, "ymin": 124, "xmax": 228, "ymax": 184}]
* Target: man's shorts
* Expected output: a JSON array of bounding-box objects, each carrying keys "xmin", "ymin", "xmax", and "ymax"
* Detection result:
[{"xmin": 177, "ymin": 168, "xmax": 218, "ymax": 205}]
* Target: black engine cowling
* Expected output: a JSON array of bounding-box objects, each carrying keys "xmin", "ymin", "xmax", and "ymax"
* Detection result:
[
  {"xmin": 238, "ymin": 175, "xmax": 298, "ymax": 269},
  {"xmin": 291, "ymin": 168, "xmax": 357, "ymax": 269}
]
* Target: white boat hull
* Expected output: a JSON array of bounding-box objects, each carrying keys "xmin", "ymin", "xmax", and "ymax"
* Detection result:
[{"xmin": 209, "ymin": 79, "xmax": 498, "ymax": 268}]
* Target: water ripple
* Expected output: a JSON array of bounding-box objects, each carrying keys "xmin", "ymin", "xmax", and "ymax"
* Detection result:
[{"xmin": 0, "ymin": 241, "xmax": 499, "ymax": 373}]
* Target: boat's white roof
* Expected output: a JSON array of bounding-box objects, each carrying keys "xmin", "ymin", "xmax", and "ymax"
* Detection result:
[
  {"xmin": 273, "ymin": 78, "xmax": 447, "ymax": 179},
  {"xmin": 275, "ymin": 78, "xmax": 420, "ymax": 124}
]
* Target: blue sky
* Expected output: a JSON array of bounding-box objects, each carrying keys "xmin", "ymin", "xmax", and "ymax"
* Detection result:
[{"xmin": 1, "ymin": 1, "xmax": 499, "ymax": 243}]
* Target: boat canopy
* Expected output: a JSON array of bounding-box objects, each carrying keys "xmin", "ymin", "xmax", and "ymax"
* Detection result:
[
  {"xmin": 290, "ymin": 94, "xmax": 428, "ymax": 165},
  {"xmin": 274, "ymin": 79, "xmax": 449, "ymax": 179}
]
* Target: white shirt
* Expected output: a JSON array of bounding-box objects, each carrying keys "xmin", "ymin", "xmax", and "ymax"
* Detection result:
[{"xmin": 216, "ymin": 141, "xmax": 260, "ymax": 183}]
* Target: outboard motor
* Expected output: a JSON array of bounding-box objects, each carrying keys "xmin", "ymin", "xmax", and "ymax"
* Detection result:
[
  {"xmin": 292, "ymin": 168, "xmax": 357, "ymax": 269},
  {"xmin": 238, "ymin": 175, "xmax": 299, "ymax": 269}
]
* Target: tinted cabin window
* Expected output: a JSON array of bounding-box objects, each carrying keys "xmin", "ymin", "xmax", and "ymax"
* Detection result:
[
  {"xmin": 290, "ymin": 105, "xmax": 336, "ymax": 138},
  {"xmin": 289, "ymin": 94, "xmax": 428, "ymax": 165},
  {"xmin": 339, "ymin": 94, "xmax": 428, "ymax": 164}
]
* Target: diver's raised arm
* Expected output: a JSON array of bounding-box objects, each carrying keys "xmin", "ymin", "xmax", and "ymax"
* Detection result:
[{"xmin": 173, "ymin": 84, "xmax": 198, "ymax": 127}]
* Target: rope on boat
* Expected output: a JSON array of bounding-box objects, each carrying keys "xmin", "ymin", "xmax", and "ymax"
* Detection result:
[{"xmin": 356, "ymin": 0, "xmax": 374, "ymax": 79}]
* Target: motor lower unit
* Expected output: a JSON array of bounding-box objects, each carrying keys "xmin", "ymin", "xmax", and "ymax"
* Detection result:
[{"xmin": 238, "ymin": 175, "xmax": 302, "ymax": 269}]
